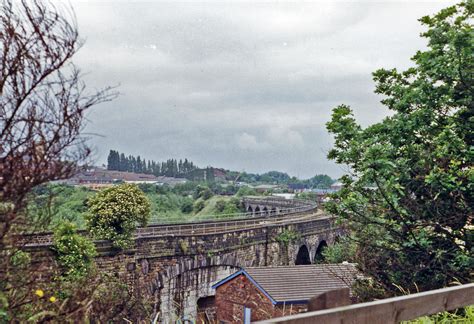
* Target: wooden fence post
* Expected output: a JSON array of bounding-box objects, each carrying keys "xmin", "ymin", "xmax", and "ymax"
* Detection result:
[{"xmin": 308, "ymin": 288, "xmax": 351, "ymax": 312}]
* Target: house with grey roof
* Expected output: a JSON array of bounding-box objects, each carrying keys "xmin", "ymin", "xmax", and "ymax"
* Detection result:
[{"xmin": 211, "ymin": 264, "xmax": 359, "ymax": 323}]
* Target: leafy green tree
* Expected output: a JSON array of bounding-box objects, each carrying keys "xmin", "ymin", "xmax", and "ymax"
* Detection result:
[
  {"xmin": 236, "ymin": 186, "xmax": 258, "ymax": 197},
  {"xmin": 222, "ymin": 197, "xmax": 242, "ymax": 214},
  {"xmin": 86, "ymin": 184, "xmax": 151, "ymax": 249},
  {"xmin": 326, "ymin": 1, "xmax": 473, "ymax": 297},
  {"xmin": 107, "ymin": 150, "xmax": 120, "ymax": 170},
  {"xmin": 52, "ymin": 222, "xmax": 97, "ymax": 281},
  {"xmin": 193, "ymin": 185, "xmax": 213, "ymax": 200},
  {"xmin": 307, "ymin": 174, "xmax": 334, "ymax": 189}
]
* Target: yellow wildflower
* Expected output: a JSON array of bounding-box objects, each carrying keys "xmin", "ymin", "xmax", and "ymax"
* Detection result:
[
  {"xmin": 35, "ymin": 289, "xmax": 44, "ymax": 298},
  {"xmin": 49, "ymin": 296, "xmax": 57, "ymax": 303}
]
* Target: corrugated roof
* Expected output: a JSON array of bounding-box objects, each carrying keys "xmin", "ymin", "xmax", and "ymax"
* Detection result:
[{"xmin": 214, "ymin": 264, "xmax": 359, "ymax": 304}]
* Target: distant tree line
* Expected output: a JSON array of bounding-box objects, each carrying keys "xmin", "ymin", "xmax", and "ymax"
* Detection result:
[
  {"xmin": 299, "ymin": 174, "xmax": 335, "ymax": 189},
  {"xmin": 106, "ymin": 150, "xmax": 197, "ymax": 177},
  {"xmin": 107, "ymin": 150, "xmax": 335, "ymax": 187},
  {"xmin": 226, "ymin": 170, "xmax": 335, "ymax": 189}
]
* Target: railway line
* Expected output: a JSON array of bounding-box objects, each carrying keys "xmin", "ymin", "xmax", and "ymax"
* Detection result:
[
  {"xmin": 22, "ymin": 197, "xmax": 326, "ymax": 246},
  {"xmin": 136, "ymin": 209, "xmax": 328, "ymax": 237}
]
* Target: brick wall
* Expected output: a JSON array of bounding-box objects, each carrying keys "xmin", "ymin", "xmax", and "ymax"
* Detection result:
[
  {"xmin": 216, "ymin": 274, "xmax": 275, "ymax": 322},
  {"xmin": 215, "ymin": 274, "xmax": 306, "ymax": 323}
]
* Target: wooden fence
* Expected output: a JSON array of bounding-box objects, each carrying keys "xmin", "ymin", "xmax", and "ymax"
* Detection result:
[{"xmin": 256, "ymin": 283, "xmax": 474, "ymax": 324}]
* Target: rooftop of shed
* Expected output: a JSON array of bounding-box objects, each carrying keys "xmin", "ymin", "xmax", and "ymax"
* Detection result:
[{"xmin": 213, "ymin": 263, "xmax": 359, "ymax": 304}]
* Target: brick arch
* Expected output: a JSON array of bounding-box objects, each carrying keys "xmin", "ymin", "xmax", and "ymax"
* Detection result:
[
  {"xmin": 287, "ymin": 233, "xmax": 333, "ymax": 265},
  {"xmin": 254, "ymin": 206, "xmax": 261, "ymax": 215},
  {"xmin": 295, "ymin": 244, "xmax": 311, "ymax": 265},
  {"xmin": 314, "ymin": 240, "xmax": 328, "ymax": 263}
]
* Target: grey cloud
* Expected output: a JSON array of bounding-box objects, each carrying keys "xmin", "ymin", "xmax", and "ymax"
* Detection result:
[{"xmin": 67, "ymin": 0, "xmax": 456, "ymax": 178}]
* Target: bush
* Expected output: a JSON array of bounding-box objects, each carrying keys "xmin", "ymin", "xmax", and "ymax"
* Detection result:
[
  {"xmin": 137, "ymin": 183, "xmax": 156, "ymax": 194},
  {"xmin": 236, "ymin": 186, "xmax": 257, "ymax": 197},
  {"xmin": 215, "ymin": 200, "xmax": 227, "ymax": 213},
  {"xmin": 86, "ymin": 184, "xmax": 151, "ymax": 249},
  {"xmin": 201, "ymin": 188, "xmax": 213, "ymax": 200},
  {"xmin": 172, "ymin": 181, "xmax": 199, "ymax": 196},
  {"xmin": 52, "ymin": 222, "xmax": 97, "ymax": 281},
  {"xmin": 321, "ymin": 236, "xmax": 356, "ymax": 264},
  {"xmin": 276, "ymin": 229, "xmax": 300, "ymax": 247},
  {"xmin": 193, "ymin": 185, "xmax": 213, "ymax": 200},
  {"xmin": 180, "ymin": 198, "xmax": 194, "ymax": 213},
  {"xmin": 402, "ymin": 305, "xmax": 474, "ymax": 324},
  {"xmin": 193, "ymin": 199, "xmax": 205, "ymax": 213}
]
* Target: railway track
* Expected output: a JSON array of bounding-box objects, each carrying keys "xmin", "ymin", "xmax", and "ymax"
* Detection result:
[
  {"xmin": 136, "ymin": 209, "xmax": 329, "ymax": 237},
  {"xmin": 22, "ymin": 198, "xmax": 325, "ymax": 246}
]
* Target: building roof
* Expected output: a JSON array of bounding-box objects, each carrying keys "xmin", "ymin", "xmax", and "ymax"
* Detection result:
[
  {"xmin": 156, "ymin": 176, "xmax": 188, "ymax": 185},
  {"xmin": 67, "ymin": 168, "xmax": 161, "ymax": 184},
  {"xmin": 212, "ymin": 264, "xmax": 359, "ymax": 304},
  {"xmin": 288, "ymin": 183, "xmax": 307, "ymax": 190},
  {"xmin": 254, "ymin": 184, "xmax": 279, "ymax": 189},
  {"xmin": 109, "ymin": 171, "xmax": 158, "ymax": 182}
]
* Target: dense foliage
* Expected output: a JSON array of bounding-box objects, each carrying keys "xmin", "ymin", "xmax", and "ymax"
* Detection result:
[
  {"xmin": 403, "ymin": 305, "xmax": 474, "ymax": 324},
  {"xmin": 326, "ymin": 1, "xmax": 473, "ymax": 296},
  {"xmin": 236, "ymin": 186, "xmax": 258, "ymax": 197},
  {"xmin": 86, "ymin": 184, "xmax": 151, "ymax": 248},
  {"xmin": 52, "ymin": 222, "xmax": 97, "ymax": 281},
  {"xmin": 275, "ymin": 229, "xmax": 300, "ymax": 247},
  {"xmin": 227, "ymin": 170, "xmax": 335, "ymax": 188},
  {"xmin": 26, "ymin": 182, "xmax": 250, "ymax": 226},
  {"xmin": 27, "ymin": 185, "xmax": 94, "ymax": 230},
  {"xmin": 193, "ymin": 185, "xmax": 214, "ymax": 200},
  {"xmin": 320, "ymin": 236, "xmax": 357, "ymax": 264}
]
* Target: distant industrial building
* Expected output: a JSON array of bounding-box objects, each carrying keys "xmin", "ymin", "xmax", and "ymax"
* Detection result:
[
  {"xmin": 63, "ymin": 167, "xmax": 187, "ymax": 189},
  {"xmin": 287, "ymin": 183, "xmax": 308, "ymax": 193},
  {"xmin": 330, "ymin": 182, "xmax": 344, "ymax": 191}
]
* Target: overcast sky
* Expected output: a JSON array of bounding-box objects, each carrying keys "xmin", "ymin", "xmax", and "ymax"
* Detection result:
[{"xmin": 68, "ymin": 0, "xmax": 455, "ymax": 179}]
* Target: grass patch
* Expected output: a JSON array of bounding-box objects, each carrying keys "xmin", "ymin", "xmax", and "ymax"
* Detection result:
[{"xmin": 401, "ymin": 306, "xmax": 474, "ymax": 324}]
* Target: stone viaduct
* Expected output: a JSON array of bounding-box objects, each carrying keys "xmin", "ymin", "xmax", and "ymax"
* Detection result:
[{"xmin": 24, "ymin": 197, "xmax": 343, "ymax": 323}]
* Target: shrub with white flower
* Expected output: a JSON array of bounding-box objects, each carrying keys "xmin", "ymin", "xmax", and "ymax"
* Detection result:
[{"xmin": 86, "ymin": 184, "xmax": 151, "ymax": 249}]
